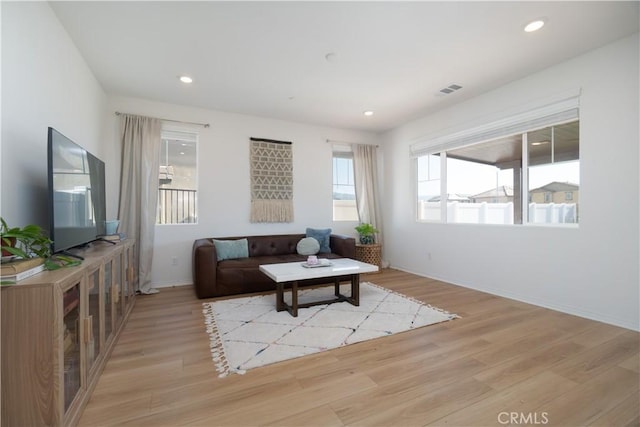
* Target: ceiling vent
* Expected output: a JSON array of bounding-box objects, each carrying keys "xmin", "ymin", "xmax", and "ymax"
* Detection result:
[{"xmin": 439, "ymin": 84, "xmax": 463, "ymax": 95}]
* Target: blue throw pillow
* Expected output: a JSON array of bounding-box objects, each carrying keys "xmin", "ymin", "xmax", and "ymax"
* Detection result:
[
  {"xmin": 306, "ymin": 228, "xmax": 331, "ymax": 253},
  {"xmin": 212, "ymin": 238, "xmax": 249, "ymax": 261}
]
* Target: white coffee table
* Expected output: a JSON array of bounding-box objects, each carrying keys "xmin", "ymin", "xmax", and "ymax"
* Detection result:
[{"xmin": 259, "ymin": 258, "xmax": 379, "ymax": 317}]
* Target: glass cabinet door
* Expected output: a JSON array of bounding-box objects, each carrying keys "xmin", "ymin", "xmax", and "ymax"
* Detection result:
[
  {"xmin": 113, "ymin": 255, "xmax": 123, "ymax": 326},
  {"xmin": 104, "ymin": 260, "xmax": 113, "ymax": 343},
  {"xmin": 86, "ymin": 267, "xmax": 102, "ymax": 374},
  {"xmin": 63, "ymin": 283, "xmax": 82, "ymax": 411},
  {"xmin": 128, "ymin": 243, "xmax": 138, "ymax": 298},
  {"xmin": 122, "ymin": 251, "xmax": 130, "ymax": 310}
]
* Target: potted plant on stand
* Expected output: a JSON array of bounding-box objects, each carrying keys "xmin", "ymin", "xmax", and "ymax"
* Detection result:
[
  {"xmin": 354, "ymin": 223, "xmax": 382, "ymax": 272},
  {"xmin": 355, "ymin": 223, "xmax": 379, "ymax": 245}
]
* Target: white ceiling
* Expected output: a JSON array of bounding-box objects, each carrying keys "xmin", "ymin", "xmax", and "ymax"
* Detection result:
[{"xmin": 50, "ymin": 1, "xmax": 639, "ymax": 133}]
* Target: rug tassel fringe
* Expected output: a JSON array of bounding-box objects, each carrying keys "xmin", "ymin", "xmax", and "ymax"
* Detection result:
[{"xmin": 202, "ymin": 306, "xmax": 233, "ymax": 378}]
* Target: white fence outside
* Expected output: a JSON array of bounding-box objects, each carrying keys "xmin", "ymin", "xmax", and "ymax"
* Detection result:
[
  {"xmin": 418, "ymin": 201, "xmax": 577, "ymax": 224},
  {"xmin": 333, "ymin": 199, "xmax": 359, "ymax": 221},
  {"xmin": 528, "ymin": 202, "xmax": 577, "ymax": 224}
]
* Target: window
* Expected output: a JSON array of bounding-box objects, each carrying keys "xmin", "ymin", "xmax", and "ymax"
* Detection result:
[
  {"xmin": 414, "ymin": 120, "xmax": 579, "ymax": 225},
  {"xmin": 332, "ymin": 151, "xmax": 358, "ymax": 221},
  {"xmin": 446, "ymin": 139, "xmax": 517, "ymax": 224},
  {"xmin": 416, "ymin": 154, "xmax": 441, "ymax": 221},
  {"xmin": 157, "ymin": 129, "xmax": 198, "ymax": 224},
  {"xmin": 527, "ymin": 121, "xmax": 579, "ymax": 224}
]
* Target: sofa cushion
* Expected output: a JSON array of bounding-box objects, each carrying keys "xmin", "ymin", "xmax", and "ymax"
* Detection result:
[
  {"xmin": 247, "ymin": 234, "xmax": 302, "ymax": 257},
  {"xmin": 213, "ymin": 238, "xmax": 249, "ymax": 261},
  {"xmin": 296, "ymin": 237, "xmax": 320, "ymax": 255},
  {"xmin": 217, "ymin": 252, "xmax": 343, "ymax": 270},
  {"xmin": 218, "ymin": 255, "xmax": 303, "ymax": 270},
  {"xmin": 306, "ymin": 228, "xmax": 331, "ymax": 253}
]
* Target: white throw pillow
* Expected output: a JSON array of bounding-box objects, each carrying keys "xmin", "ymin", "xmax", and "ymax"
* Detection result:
[{"xmin": 296, "ymin": 237, "xmax": 320, "ymax": 255}]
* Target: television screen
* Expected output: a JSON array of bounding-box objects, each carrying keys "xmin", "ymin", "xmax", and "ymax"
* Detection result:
[{"xmin": 48, "ymin": 127, "xmax": 106, "ymax": 253}]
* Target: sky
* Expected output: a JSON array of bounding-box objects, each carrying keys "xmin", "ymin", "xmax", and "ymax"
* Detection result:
[
  {"xmin": 343, "ymin": 154, "xmax": 580, "ymax": 199},
  {"xmin": 424, "ymin": 157, "xmax": 580, "ymax": 197},
  {"xmin": 447, "ymin": 159, "xmax": 580, "ymax": 195}
]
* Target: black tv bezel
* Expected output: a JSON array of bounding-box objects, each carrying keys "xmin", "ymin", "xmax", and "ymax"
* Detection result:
[{"xmin": 47, "ymin": 127, "xmax": 106, "ymax": 254}]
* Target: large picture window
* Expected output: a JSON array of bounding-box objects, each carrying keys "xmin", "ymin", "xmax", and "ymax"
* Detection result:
[
  {"xmin": 157, "ymin": 129, "xmax": 198, "ymax": 224},
  {"xmin": 415, "ymin": 119, "xmax": 579, "ymax": 226}
]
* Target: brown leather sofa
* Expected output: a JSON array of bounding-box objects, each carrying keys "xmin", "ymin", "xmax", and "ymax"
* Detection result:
[{"xmin": 192, "ymin": 233, "xmax": 356, "ymax": 299}]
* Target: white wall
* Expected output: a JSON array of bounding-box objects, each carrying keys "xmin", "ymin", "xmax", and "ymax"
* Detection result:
[
  {"xmin": 382, "ymin": 33, "xmax": 639, "ymax": 331},
  {"xmin": 1, "ymin": 2, "xmax": 112, "ymax": 228},
  {"xmin": 7, "ymin": 2, "xmax": 635, "ymax": 331},
  {"xmin": 107, "ymin": 96, "xmax": 380, "ymax": 288}
]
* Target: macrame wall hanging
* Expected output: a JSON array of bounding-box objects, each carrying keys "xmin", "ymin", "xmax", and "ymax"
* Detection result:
[{"xmin": 250, "ymin": 137, "xmax": 294, "ymax": 223}]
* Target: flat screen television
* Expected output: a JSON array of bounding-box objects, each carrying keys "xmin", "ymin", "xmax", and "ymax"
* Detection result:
[{"xmin": 47, "ymin": 127, "xmax": 106, "ymax": 254}]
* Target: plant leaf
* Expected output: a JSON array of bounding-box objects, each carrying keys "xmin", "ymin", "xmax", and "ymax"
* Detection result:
[{"xmin": 1, "ymin": 246, "xmax": 29, "ymax": 259}]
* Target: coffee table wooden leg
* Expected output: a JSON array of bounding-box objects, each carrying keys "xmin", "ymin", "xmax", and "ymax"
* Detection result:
[
  {"xmin": 351, "ymin": 274, "xmax": 360, "ymax": 306},
  {"xmin": 276, "ymin": 282, "xmax": 285, "ymax": 312},
  {"xmin": 334, "ymin": 278, "xmax": 340, "ymax": 296},
  {"xmin": 292, "ymin": 281, "xmax": 298, "ymax": 317}
]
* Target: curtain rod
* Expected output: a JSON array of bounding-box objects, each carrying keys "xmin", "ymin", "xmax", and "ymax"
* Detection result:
[
  {"xmin": 326, "ymin": 138, "xmax": 379, "ymax": 147},
  {"xmin": 250, "ymin": 137, "xmax": 292, "ymax": 145},
  {"xmin": 115, "ymin": 112, "xmax": 210, "ymax": 128}
]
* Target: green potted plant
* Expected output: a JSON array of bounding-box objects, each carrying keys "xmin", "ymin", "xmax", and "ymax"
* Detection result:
[
  {"xmin": 1, "ymin": 217, "xmax": 80, "ymax": 273},
  {"xmin": 1, "ymin": 217, "xmax": 52, "ymax": 259},
  {"xmin": 355, "ymin": 223, "xmax": 379, "ymax": 245}
]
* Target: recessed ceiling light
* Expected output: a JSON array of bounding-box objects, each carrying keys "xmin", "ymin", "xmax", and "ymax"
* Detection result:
[
  {"xmin": 179, "ymin": 151, "xmax": 185, "ymax": 155},
  {"xmin": 179, "ymin": 76, "xmax": 193, "ymax": 84},
  {"xmin": 363, "ymin": 111, "xmax": 374, "ymax": 117},
  {"xmin": 524, "ymin": 19, "xmax": 545, "ymax": 33}
]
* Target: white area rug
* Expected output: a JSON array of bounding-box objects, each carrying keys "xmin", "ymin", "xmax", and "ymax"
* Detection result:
[{"xmin": 202, "ymin": 282, "xmax": 458, "ymax": 377}]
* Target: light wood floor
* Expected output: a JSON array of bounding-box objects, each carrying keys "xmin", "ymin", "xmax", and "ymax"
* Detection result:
[{"xmin": 79, "ymin": 269, "xmax": 639, "ymax": 426}]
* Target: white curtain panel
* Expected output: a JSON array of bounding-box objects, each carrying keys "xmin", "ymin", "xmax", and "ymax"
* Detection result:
[
  {"xmin": 118, "ymin": 114, "xmax": 162, "ymax": 294},
  {"xmin": 352, "ymin": 143, "xmax": 383, "ymax": 244}
]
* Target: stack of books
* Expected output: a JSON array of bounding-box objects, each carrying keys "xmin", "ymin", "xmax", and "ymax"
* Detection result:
[
  {"xmin": 98, "ymin": 232, "xmax": 125, "ymax": 243},
  {"xmin": 1, "ymin": 257, "xmax": 46, "ymax": 282}
]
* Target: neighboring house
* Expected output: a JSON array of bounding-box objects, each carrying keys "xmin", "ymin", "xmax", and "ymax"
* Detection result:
[
  {"xmin": 427, "ymin": 193, "xmax": 471, "ymax": 203},
  {"xmin": 529, "ymin": 181, "xmax": 580, "ymax": 204},
  {"xmin": 471, "ymin": 185, "xmax": 514, "ymax": 203}
]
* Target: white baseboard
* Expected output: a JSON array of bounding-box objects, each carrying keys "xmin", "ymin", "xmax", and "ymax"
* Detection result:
[{"xmin": 390, "ymin": 264, "xmax": 639, "ymax": 332}]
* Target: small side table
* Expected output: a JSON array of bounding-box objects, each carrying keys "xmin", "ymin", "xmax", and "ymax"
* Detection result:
[{"xmin": 355, "ymin": 243, "xmax": 382, "ymax": 273}]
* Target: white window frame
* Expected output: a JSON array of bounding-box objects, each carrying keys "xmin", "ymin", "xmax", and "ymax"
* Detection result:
[
  {"xmin": 332, "ymin": 145, "xmax": 358, "ymax": 222},
  {"xmin": 411, "ymin": 90, "xmax": 580, "ymax": 226},
  {"xmin": 410, "ymin": 89, "xmax": 580, "ymax": 158},
  {"xmin": 415, "ymin": 153, "xmax": 445, "ymax": 223},
  {"xmin": 157, "ymin": 126, "xmax": 199, "ymax": 225}
]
